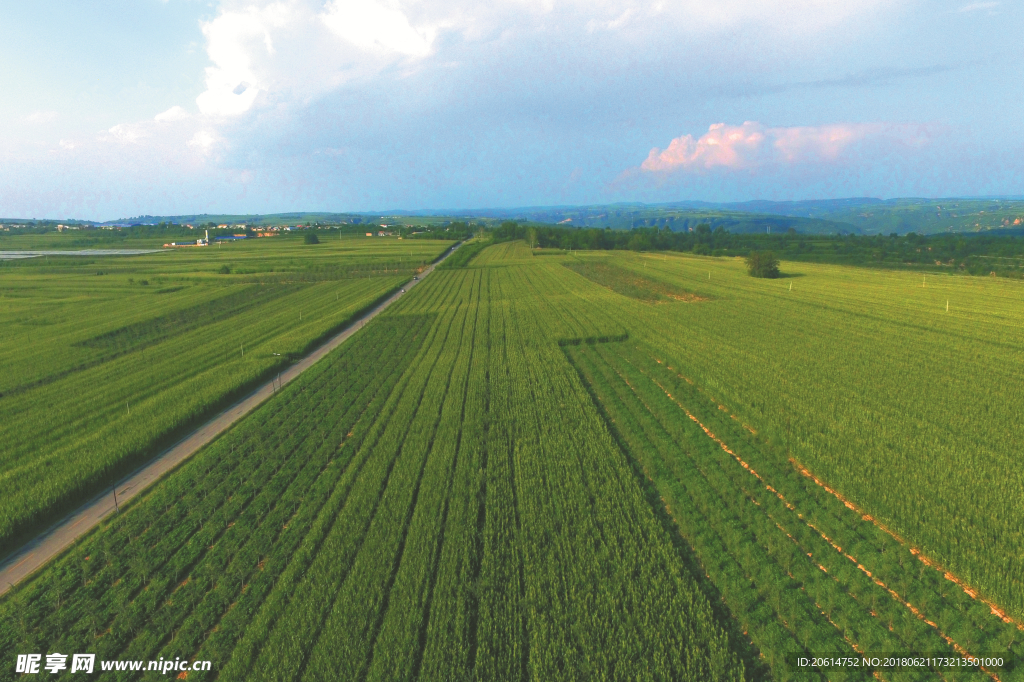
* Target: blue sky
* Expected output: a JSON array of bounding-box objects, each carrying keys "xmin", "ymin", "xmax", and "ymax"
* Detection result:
[{"xmin": 1, "ymin": 0, "xmax": 1021, "ymax": 220}]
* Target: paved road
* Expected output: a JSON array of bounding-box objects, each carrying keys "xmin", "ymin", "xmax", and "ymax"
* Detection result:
[{"xmin": 0, "ymin": 243, "xmax": 458, "ymax": 596}]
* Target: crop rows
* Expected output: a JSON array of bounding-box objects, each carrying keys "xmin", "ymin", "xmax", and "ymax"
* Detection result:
[
  {"xmin": 1, "ymin": 248, "xmax": 746, "ymax": 681},
  {"xmin": 596, "ymin": 252, "xmax": 1024, "ymax": 623},
  {"xmin": 0, "ymin": 291, "xmax": 440, "ymax": 679},
  {"xmin": 0, "ymin": 270, "xmax": 408, "ymax": 549},
  {"xmin": 562, "ymin": 259, "xmax": 703, "ymax": 302},
  {"xmin": 566, "ymin": 339, "xmax": 1023, "ymax": 681},
  {"xmin": 17, "ymin": 241, "xmax": 1015, "ymax": 681},
  {"xmin": 437, "ymin": 239, "xmax": 488, "ymax": 269}
]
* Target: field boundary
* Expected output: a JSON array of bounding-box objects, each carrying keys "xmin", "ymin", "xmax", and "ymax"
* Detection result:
[{"xmin": 0, "ymin": 242, "xmax": 460, "ymax": 596}]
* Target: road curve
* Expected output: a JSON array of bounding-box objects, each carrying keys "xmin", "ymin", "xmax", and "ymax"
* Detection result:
[{"xmin": 0, "ymin": 242, "xmax": 460, "ymax": 596}]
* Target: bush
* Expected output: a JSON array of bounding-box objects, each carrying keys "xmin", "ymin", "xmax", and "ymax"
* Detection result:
[
  {"xmin": 746, "ymin": 251, "xmax": 780, "ymax": 278},
  {"xmin": 304, "ymin": 232, "xmax": 320, "ymax": 244}
]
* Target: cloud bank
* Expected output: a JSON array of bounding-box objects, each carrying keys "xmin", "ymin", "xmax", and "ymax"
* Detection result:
[
  {"xmin": 641, "ymin": 121, "xmax": 932, "ymax": 173},
  {"xmin": 4, "ymin": 0, "xmax": 1019, "ymax": 218},
  {"xmin": 194, "ymin": 0, "xmax": 445, "ymax": 117}
]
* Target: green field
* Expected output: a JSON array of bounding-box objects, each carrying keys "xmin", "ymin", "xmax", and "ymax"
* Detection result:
[
  {"xmin": 2, "ymin": 241, "xmax": 1022, "ymax": 680},
  {"xmin": 0, "ymin": 236, "xmax": 447, "ymax": 551}
]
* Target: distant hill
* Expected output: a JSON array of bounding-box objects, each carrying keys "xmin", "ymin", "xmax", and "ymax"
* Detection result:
[
  {"xmin": 13, "ymin": 196, "xmax": 1024, "ymax": 236},
  {"xmin": 100, "ymin": 212, "xmax": 375, "ymax": 227},
  {"xmin": 711, "ymin": 197, "xmax": 1024, "ymax": 235},
  {"xmin": 377, "ymin": 197, "xmax": 1024, "ymax": 235},
  {"xmin": 391, "ymin": 204, "xmax": 858, "ymax": 234}
]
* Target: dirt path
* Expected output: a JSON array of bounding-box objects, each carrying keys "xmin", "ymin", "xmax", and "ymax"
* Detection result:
[{"xmin": 0, "ymin": 243, "xmax": 459, "ymax": 597}]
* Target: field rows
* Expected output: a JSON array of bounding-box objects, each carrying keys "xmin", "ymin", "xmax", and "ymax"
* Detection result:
[
  {"xmin": 5, "ymin": 241, "xmax": 1020, "ymax": 681},
  {"xmin": 0, "ymin": 259, "xmax": 742, "ymax": 681},
  {"xmin": 568, "ymin": 340, "xmax": 1024, "ymax": 680},
  {"xmin": 551, "ymin": 250, "xmax": 1024, "ymax": 625},
  {"xmin": 0, "ymin": 237, "xmax": 451, "ymax": 551}
]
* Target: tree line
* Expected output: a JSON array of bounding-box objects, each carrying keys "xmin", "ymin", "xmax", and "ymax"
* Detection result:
[{"xmin": 491, "ymin": 221, "xmax": 1024, "ymax": 278}]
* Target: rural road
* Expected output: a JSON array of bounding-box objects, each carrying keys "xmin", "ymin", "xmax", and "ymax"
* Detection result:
[{"xmin": 0, "ymin": 242, "xmax": 460, "ymax": 596}]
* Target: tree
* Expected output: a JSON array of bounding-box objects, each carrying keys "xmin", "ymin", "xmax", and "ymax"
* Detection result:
[
  {"xmin": 304, "ymin": 232, "xmax": 320, "ymax": 244},
  {"xmin": 746, "ymin": 250, "xmax": 780, "ymax": 278},
  {"xmin": 526, "ymin": 226, "xmax": 537, "ymax": 249},
  {"xmin": 627, "ymin": 233, "xmax": 650, "ymax": 251}
]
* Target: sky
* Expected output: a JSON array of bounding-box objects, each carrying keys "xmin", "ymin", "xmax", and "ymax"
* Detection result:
[{"xmin": 0, "ymin": 0, "xmax": 1021, "ymax": 220}]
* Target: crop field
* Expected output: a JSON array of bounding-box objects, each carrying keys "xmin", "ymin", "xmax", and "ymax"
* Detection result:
[
  {"xmin": 563, "ymin": 260, "xmax": 705, "ymax": 302},
  {"xmin": 3, "ymin": 241, "xmax": 1023, "ymax": 681},
  {"xmin": 556, "ymin": 251, "xmax": 1024, "ymax": 680},
  {"xmin": 0, "ymin": 250, "xmax": 744, "ymax": 681},
  {"xmin": 0, "ymin": 236, "xmax": 447, "ymax": 551}
]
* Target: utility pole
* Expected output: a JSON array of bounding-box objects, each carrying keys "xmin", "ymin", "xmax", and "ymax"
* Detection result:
[{"xmin": 112, "ymin": 484, "xmax": 119, "ymax": 514}]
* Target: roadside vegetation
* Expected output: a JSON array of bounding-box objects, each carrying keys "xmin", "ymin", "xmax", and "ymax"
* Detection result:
[{"xmin": 436, "ymin": 238, "xmax": 489, "ymax": 269}]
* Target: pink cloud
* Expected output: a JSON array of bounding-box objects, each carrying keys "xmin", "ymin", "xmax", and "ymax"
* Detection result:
[{"xmin": 641, "ymin": 121, "xmax": 927, "ymax": 173}]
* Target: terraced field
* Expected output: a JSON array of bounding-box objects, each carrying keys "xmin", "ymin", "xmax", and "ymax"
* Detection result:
[{"xmin": 3, "ymin": 241, "xmax": 1022, "ymax": 681}]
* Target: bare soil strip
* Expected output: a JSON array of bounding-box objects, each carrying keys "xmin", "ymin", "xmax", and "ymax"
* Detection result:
[{"xmin": 0, "ymin": 243, "xmax": 459, "ymax": 597}]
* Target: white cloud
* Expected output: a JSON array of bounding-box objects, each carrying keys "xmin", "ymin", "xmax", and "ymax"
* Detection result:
[
  {"xmin": 155, "ymin": 106, "xmax": 191, "ymax": 122},
  {"xmin": 189, "ymin": 0, "xmax": 894, "ymax": 119},
  {"xmin": 586, "ymin": 7, "xmax": 636, "ymax": 32},
  {"xmin": 107, "ymin": 123, "xmax": 148, "ymax": 144},
  {"xmin": 641, "ymin": 121, "xmax": 931, "ymax": 173},
  {"xmin": 188, "ymin": 130, "xmax": 219, "ymax": 153},
  {"xmin": 193, "ymin": 0, "xmax": 440, "ymax": 117},
  {"xmin": 0, "ymin": 0, "xmax": 917, "ymax": 218},
  {"xmin": 957, "ymin": 2, "xmax": 998, "ymax": 12},
  {"xmin": 24, "ymin": 111, "xmax": 59, "ymax": 124},
  {"xmin": 195, "ymin": 4, "xmax": 280, "ymax": 116},
  {"xmin": 561, "ymin": 0, "xmax": 893, "ymax": 36},
  {"xmin": 320, "ymin": 0, "xmax": 435, "ymax": 56}
]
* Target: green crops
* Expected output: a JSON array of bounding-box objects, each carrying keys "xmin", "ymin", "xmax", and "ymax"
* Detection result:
[
  {"xmin": 0, "ymin": 237, "xmax": 447, "ymax": 548},
  {"xmin": 0, "ymin": 245, "xmax": 744, "ymax": 682},
  {"xmin": 5, "ymin": 242, "xmax": 1021, "ymax": 681}
]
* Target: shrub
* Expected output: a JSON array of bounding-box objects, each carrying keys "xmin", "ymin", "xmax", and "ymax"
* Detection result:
[
  {"xmin": 746, "ymin": 250, "xmax": 780, "ymax": 278},
  {"xmin": 304, "ymin": 232, "xmax": 320, "ymax": 245}
]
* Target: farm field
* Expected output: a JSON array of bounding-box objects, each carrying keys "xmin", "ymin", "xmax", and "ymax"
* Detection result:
[
  {"xmin": 0, "ymin": 236, "xmax": 447, "ymax": 552},
  {"xmin": 556, "ymin": 250, "xmax": 1024, "ymax": 679},
  {"xmin": 0, "ymin": 248, "xmax": 744, "ymax": 681},
  {"xmin": 2, "ymin": 240, "xmax": 1023, "ymax": 681},
  {"xmin": 570, "ymin": 251, "xmax": 1024, "ymax": 616}
]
